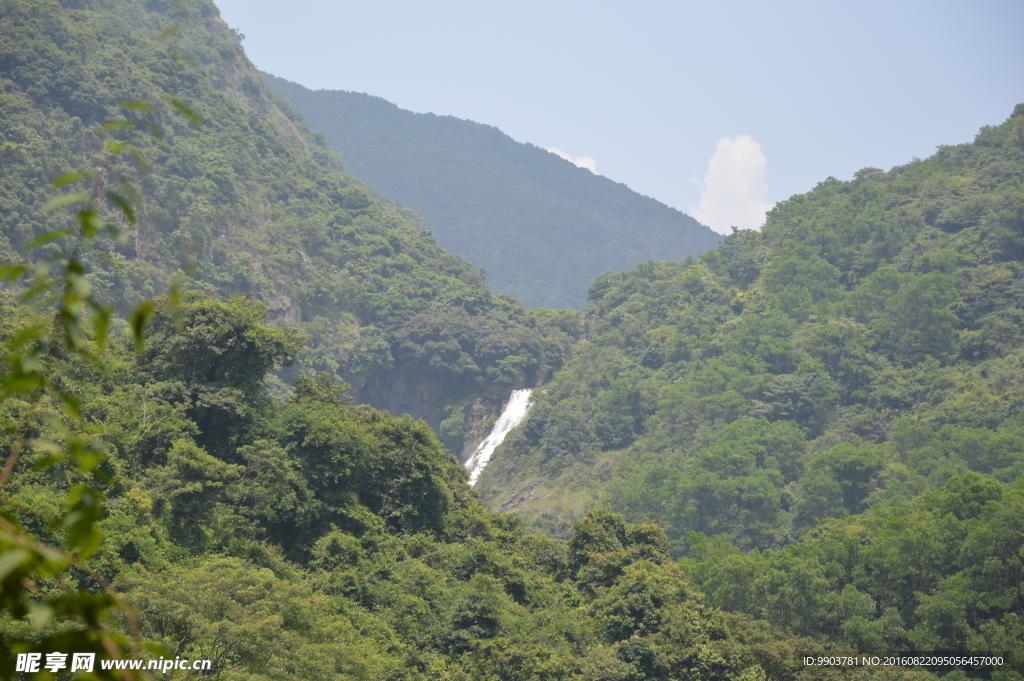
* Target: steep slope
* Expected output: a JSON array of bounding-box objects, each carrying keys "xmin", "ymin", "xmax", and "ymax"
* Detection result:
[
  {"xmin": 3, "ymin": 1, "xmax": 1022, "ymax": 671},
  {"xmin": 470, "ymin": 106, "xmax": 1024, "ymax": 661},
  {"xmin": 679, "ymin": 473, "xmax": 1024, "ymax": 657},
  {"xmin": 0, "ymin": 0, "xmax": 573, "ymax": 447},
  {"xmin": 478, "ymin": 104, "xmax": 1024, "ymax": 542},
  {"xmin": 263, "ymin": 74, "xmax": 722, "ymax": 309}
]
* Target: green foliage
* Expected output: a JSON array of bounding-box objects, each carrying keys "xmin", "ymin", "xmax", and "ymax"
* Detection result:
[
  {"xmin": 283, "ymin": 377, "xmax": 460, "ymax": 542},
  {"xmin": 794, "ymin": 441, "xmax": 886, "ymax": 526},
  {"xmin": 1, "ymin": 286, "xmax": 860, "ymax": 679},
  {"xmin": 473, "ymin": 110, "xmax": 1024, "ymax": 667},
  {"xmin": 0, "ymin": 0, "xmax": 575, "ymax": 440},
  {"xmin": 120, "ymin": 556, "xmax": 396, "ymax": 680},
  {"xmin": 4, "ymin": 0, "xmax": 1024, "ymax": 674},
  {"xmin": 842, "ymin": 266, "xmax": 960, "ymax": 364},
  {"xmin": 568, "ymin": 510, "xmax": 670, "ymax": 593},
  {"xmin": 138, "ymin": 293, "xmax": 304, "ymax": 396},
  {"xmin": 0, "ymin": 46, "xmax": 201, "ymax": 675},
  {"xmin": 682, "ymin": 473, "xmax": 1024, "ymax": 672},
  {"xmin": 478, "ymin": 105, "xmax": 1024, "ymax": 666},
  {"xmin": 482, "ymin": 103, "xmax": 1024, "ymax": 539}
]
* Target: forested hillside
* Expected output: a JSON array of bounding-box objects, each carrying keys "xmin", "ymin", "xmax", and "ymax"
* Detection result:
[
  {"xmin": 477, "ymin": 106, "xmax": 1024, "ymax": 662},
  {"xmin": 4, "ymin": 286, "xmax": 870, "ymax": 680},
  {"xmin": 0, "ymin": 0, "xmax": 573, "ymax": 452},
  {"xmin": 0, "ymin": 1, "xmax": 856, "ymax": 678},
  {"xmin": 3, "ymin": 0, "xmax": 1023, "ymax": 676},
  {"xmin": 262, "ymin": 75, "xmax": 722, "ymax": 309}
]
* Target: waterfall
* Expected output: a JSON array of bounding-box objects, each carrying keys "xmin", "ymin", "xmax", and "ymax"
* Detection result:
[{"xmin": 464, "ymin": 388, "xmax": 533, "ymax": 486}]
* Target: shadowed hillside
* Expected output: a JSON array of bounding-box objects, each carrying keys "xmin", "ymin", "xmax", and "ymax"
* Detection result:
[{"xmin": 264, "ymin": 74, "xmax": 722, "ymax": 309}]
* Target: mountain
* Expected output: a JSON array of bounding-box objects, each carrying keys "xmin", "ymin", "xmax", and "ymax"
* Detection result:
[
  {"xmin": 262, "ymin": 74, "xmax": 722, "ymax": 309},
  {"xmin": 4, "ymin": 0, "xmax": 1023, "ymax": 671},
  {"xmin": 472, "ymin": 104, "xmax": 1024, "ymax": 657},
  {"xmin": 481, "ymin": 105, "xmax": 1024, "ymax": 538},
  {"xmin": 0, "ymin": 2, "xmax": 867, "ymax": 677},
  {"xmin": 0, "ymin": 0, "xmax": 576, "ymax": 450},
  {"xmin": 1, "ymin": 294, "xmax": 848, "ymax": 680}
]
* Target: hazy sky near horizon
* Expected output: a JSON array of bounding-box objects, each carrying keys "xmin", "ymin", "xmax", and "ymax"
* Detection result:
[{"xmin": 216, "ymin": 0, "xmax": 1022, "ymax": 234}]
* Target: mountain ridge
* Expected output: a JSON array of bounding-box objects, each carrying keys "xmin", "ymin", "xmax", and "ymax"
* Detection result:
[
  {"xmin": 478, "ymin": 104, "xmax": 1024, "ymax": 539},
  {"xmin": 2, "ymin": 0, "xmax": 1023, "ymax": 672},
  {"xmin": 0, "ymin": 0, "xmax": 575, "ymax": 450},
  {"xmin": 263, "ymin": 73, "xmax": 722, "ymax": 309}
]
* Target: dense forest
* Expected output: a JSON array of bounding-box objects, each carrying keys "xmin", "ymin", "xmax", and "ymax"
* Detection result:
[
  {"xmin": 2, "ymin": 284, "xmax": 920, "ymax": 679},
  {"xmin": 477, "ymin": 105, "xmax": 1024, "ymax": 665},
  {"xmin": 262, "ymin": 75, "xmax": 721, "ymax": 309},
  {"xmin": 1, "ymin": 0, "xmax": 1022, "ymax": 678},
  {"xmin": 0, "ymin": 2, "xmax": 817, "ymax": 679}
]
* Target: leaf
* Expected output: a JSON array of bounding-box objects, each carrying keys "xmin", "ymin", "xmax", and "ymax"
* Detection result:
[
  {"xmin": 167, "ymin": 278, "xmax": 186, "ymax": 331},
  {"xmin": 0, "ymin": 264, "xmax": 29, "ymax": 282},
  {"xmin": 28, "ymin": 603, "xmax": 55, "ymax": 629},
  {"xmin": 117, "ymin": 178, "xmax": 143, "ymax": 208},
  {"xmin": 26, "ymin": 229, "xmax": 74, "ymax": 251},
  {"xmin": 32, "ymin": 454, "xmax": 62, "ymax": 472},
  {"xmin": 2, "ymin": 371, "xmax": 44, "ymax": 395},
  {"xmin": 160, "ymin": 25, "xmax": 180, "ymax": 38},
  {"xmin": 99, "ymin": 119, "xmax": 134, "ymax": 133},
  {"xmin": 130, "ymin": 300, "xmax": 155, "ymax": 352},
  {"xmin": 65, "ymin": 259, "xmax": 86, "ymax": 276},
  {"xmin": 29, "ymin": 259, "xmax": 55, "ymax": 277},
  {"xmin": 0, "ymin": 548, "xmax": 30, "ymax": 581},
  {"xmin": 54, "ymin": 385, "xmax": 83, "ymax": 421},
  {"xmin": 71, "ymin": 448, "xmax": 103, "ymax": 474},
  {"xmin": 9, "ymin": 324, "xmax": 46, "ymax": 351},
  {"xmin": 104, "ymin": 223, "xmax": 126, "ymax": 245},
  {"xmin": 105, "ymin": 191, "xmax": 136, "ymax": 224},
  {"xmin": 63, "ymin": 509, "xmax": 103, "ymax": 559},
  {"xmin": 121, "ymin": 99, "xmax": 152, "ymax": 111},
  {"xmin": 41, "ymin": 192, "xmax": 90, "ymax": 213},
  {"xmin": 92, "ymin": 305, "xmax": 112, "ymax": 349},
  {"xmin": 129, "ymin": 146, "xmax": 150, "ymax": 173},
  {"xmin": 52, "ymin": 171, "xmax": 86, "ymax": 188},
  {"xmin": 78, "ymin": 208, "xmax": 102, "ymax": 237},
  {"xmin": 64, "ymin": 484, "xmax": 105, "ymax": 558},
  {"xmin": 59, "ymin": 310, "xmax": 88, "ymax": 356},
  {"xmin": 19, "ymin": 280, "xmax": 55, "ymax": 304},
  {"xmin": 170, "ymin": 98, "xmax": 202, "ymax": 127}
]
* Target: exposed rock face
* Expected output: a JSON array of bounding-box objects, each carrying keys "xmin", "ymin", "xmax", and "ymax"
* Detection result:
[
  {"xmin": 353, "ymin": 369, "xmax": 511, "ymax": 434},
  {"xmin": 354, "ymin": 370, "xmax": 457, "ymax": 431},
  {"xmin": 459, "ymin": 398, "xmax": 498, "ymax": 462},
  {"xmin": 353, "ymin": 368, "xmax": 548, "ymax": 468},
  {"xmin": 499, "ymin": 479, "xmax": 550, "ymax": 513}
]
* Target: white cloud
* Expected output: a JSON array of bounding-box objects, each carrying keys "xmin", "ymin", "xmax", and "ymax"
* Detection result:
[
  {"xmin": 546, "ymin": 147, "xmax": 597, "ymax": 173},
  {"xmin": 690, "ymin": 135, "xmax": 774, "ymax": 234}
]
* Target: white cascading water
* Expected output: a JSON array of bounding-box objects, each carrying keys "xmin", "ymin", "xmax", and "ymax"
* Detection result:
[{"xmin": 464, "ymin": 388, "xmax": 533, "ymax": 486}]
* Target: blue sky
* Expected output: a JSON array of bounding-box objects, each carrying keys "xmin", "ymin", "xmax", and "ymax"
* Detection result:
[{"xmin": 215, "ymin": 0, "xmax": 1023, "ymax": 234}]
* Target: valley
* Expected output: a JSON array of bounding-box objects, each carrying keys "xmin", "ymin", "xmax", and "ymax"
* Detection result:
[{"xmin": 0, "ymin": 0, "xmax": 1021, "ymax": 679}]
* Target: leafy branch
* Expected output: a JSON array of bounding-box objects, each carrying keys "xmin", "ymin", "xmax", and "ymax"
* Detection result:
[{"xmin": 0, "ymin": 87, "xmax": 200, "ymax": 679}]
